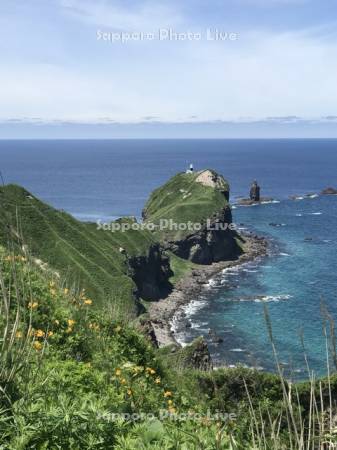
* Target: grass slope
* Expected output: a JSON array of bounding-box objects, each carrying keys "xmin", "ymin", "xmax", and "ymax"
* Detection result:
[
  {"xmin": 143, "ymin": 170, "xmax": 230, "ymax": 241},
  {"xmin": 0, "ymin": 185, "xmax": 158, "ymax": 316},
  {"xmin": 2, "ymin": 245, "xmax": 337, "ymax": 449}
]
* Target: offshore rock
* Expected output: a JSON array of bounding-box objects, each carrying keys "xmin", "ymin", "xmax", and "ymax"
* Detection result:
[
  {"xmin": 321, "ymin": 187, "xmax": 337, "ymax": 195},
  {"xmin": 250, "ymin": 180, "xmax": 261, "ymax": 202}
]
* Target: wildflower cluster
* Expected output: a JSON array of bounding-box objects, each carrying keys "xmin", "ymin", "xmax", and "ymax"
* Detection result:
[
  {"xmin": 4, "ymin": 255, "xmax": 27, "ymax": 263},
  {"xmin": 113, "ymin": 362, "xmax": 177, "ymax": 413},
  {"xmin": 69, "ymin": 288, "xmax": 94, "ymax": 308}
]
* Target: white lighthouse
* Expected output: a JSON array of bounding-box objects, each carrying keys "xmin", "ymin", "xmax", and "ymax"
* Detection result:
[{"xmin": 186, "ymin": 163, "xmax": 194, "ymax": 174}]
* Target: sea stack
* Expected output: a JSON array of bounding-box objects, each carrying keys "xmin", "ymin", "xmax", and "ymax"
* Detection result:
[{"xmin": 250, "ymin": 180, "xmax": 261, "ymax": 202}]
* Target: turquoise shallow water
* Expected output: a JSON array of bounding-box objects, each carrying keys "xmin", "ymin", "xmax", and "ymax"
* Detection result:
[
  {"xmin": 1, "ymin": 138, "xmax": 337, "ymax": 378},
  {"xmin": 173, "ymin": 196, "xmax": 337, "ymax": 378}
]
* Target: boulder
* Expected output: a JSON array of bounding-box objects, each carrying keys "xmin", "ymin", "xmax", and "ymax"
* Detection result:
[{"xmin": 321, "ymin": 187, "xmax": 337, "ymax": 195}]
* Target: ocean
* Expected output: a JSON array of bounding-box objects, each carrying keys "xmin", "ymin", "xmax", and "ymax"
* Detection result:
[{"xmin": 1, "ymin": 138, "xmax": 337, "ymax": 378}]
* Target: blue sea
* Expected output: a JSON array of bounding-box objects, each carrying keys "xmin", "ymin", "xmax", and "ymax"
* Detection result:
[{"xmin": 1, "ymin": 139, "xmax": 337, "ymax": 378}]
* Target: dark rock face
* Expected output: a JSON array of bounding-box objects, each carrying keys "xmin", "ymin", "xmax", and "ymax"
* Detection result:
[
  {"xmin": 136, "ymin": 318, "xmax": 159, "ymax": 347},
  {"xmin": 208, "ymin": 328, "xmax": 224, "ymax": 344},
  {"xmin": 166, "ymin": 206, "xmax": 241, "ymax": 265},
  {"xmin": 250, "ymin": 181, "xmax": 261, "ymax": 201},
  {"xmin": 128, "ymin": 244, "xmax": 173, "ymax": 300},
  {"xmin": 178, "ymin": 337, "xmax": 213, "ymax": 371},
  {"xmin": 321, "ymin": 187, "xmax": 337, "ymax": 195}
]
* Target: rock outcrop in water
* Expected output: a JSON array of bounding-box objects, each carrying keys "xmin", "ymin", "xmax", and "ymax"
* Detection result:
[
  {"xmin": 236, "ymin": 181, "xmax": 275, "ymax": 206},
  {"xmin": 321, "ymin": 187, "xmax": 337, "ymax": 195},
  {"xmin": 250, "ymin": 180, "xmax": 261, "ymax": 202}
]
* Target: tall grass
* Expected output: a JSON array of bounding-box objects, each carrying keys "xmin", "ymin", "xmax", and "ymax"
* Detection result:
[
  {"xmin": 241, "ymin": 304, "xmax": 337, "ymax": 450},
  {"xmin": 0, "ymin": 249, "xmax": 34, "ymax": 408}
]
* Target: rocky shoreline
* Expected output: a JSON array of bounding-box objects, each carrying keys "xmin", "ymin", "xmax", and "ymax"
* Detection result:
[{"xmin": 147, "ymin": 232, "xmax": 268, "ymax": 348}]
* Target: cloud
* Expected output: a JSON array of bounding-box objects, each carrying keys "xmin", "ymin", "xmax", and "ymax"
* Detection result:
[
  {"xmin": 2, "ymin": 25, "xmax": 337, "ymax": 124},
  {"xmin": 322, "ymin": 116, "xmax": 337, "ymax": 121},
  {"xmin": 60, "ymin": 0, "xmax": 183, "ymax": 31},
  {"xmin": 2, "ymin": 116, "xmax": 337, "ymax": 126},
  {"xmin": 1, "ymin": 1, "xmax": 337, "ymax": 127},
  {"xmin": 3, "ymin": 116, "xmax": 337, "ymax": 139},
  {"xmin": 266, "ymin": 116, "xmax": 301, "ymax": 122},
  {"xmin": 235, "ymin": 0, "xmax": 307, "ymax": 5}
]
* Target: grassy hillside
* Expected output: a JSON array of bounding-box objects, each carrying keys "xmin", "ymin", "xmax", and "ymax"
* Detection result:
[
  {"xmin": 143, "ymin": 170, "xmax": 230, "ymax": 241},
  {"xmin": 0, "ymin": 184, "xmax": 159, "ymax": 316},
  {"xmin": 1, "ymin": 245, "xmax": 337, "ymax": 448},
  {"xmin": 0, "ymin": 172, "xmax": 237, "ymax": 312}
]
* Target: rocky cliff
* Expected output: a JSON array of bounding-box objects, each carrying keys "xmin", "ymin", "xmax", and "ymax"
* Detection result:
[
  {"xmin": 143, "ymin": 169, "xmax": 241, "ymax": 264},
  {"xmin": 128, "ymin": 243, "xmax": 172, "ymax": 300}
]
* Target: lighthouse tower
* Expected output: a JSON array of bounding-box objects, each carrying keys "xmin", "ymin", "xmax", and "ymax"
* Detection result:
[{"xmin": 186, "ymin": 163, "xmax": 194, "ymax": 174}]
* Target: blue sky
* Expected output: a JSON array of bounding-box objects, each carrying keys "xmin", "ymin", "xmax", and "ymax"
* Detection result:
[{"xmin": 1, "ymin": 0, "xmax": 337, "ymax": 137}]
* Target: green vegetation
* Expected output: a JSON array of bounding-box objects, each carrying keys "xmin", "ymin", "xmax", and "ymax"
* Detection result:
[
  {"xmin": 1, "ymin": 247, "xmax": 337, "ymax": 448},
  {"xmin": 0, "ymin": 172, "xmax": 235, "ymax": 313},
  {"xmin": 166, "ymin": 252, "xmax": 196, "ymax": 284},
  {"xmin": 143, "ymin": 170, "xmax": 230, "ymax": 241},
  {"xmin": 1, "ymin": 178, "xmax": 337, "ymax": 448},
  {"xmin": 0, "ymin": 185, "xmax": 161, "ymax": 316}
]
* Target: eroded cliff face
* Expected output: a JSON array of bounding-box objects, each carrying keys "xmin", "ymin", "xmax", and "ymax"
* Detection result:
[
  {"xmin": 166, "ymin": 205, "xmax": 239, "ymax": 264},
  {"xmin": 128, "ymin": 244, "xmax": 173, "ymax": 300},
  {"xmin": 143, "ymin": 169, "xmax": 241, "ymax": 265}
]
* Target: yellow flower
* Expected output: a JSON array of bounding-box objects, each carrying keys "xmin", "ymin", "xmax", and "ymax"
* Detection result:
[
  {"xmin": 35, "ymin": 329, "xmax": 45, "ymax": 338},
  {"xmin": 146, "ymin": 367, "xmax": 156, "ymax": 375},
  {"xmin": 168, "ymin": 399, "xmax": 173, "ymax": 406},
  {"xmin": 50, "ymin": 289, "xmax": 56, "ymax": 296},
  {"xmin": 49, "ymin": 281, "xmax": 55, "ymax": 288},
  {"xmin": 115, "ymin": 369, "xmax": 122, "ymax": 377},
  {"xmin": 66, "ymin": 327, "xmax": 73, "ymax": 333},
  {"xmin": 164, "ymin": 391, "xmax": 172, "ymax": 398},
  {"xmin": 64, "ymin": 288, "xmax": 69, "ymax": 295},
  {"xmin": 54, "ymin": 320, "xmax": 60, "ymax": 326},
  {"xmin": 127, "ymin": 389, "xmax": 132, "ymax": 396},
  {"xmin": 33, "ymin": 341, "xmax": 43, "ymax": 351},
  {"xmin": 47, "ymin": 331, "xmax": 54, "ymax": 337},
  {"xmin": 155, "ymin": 377, "xmax": 161, "ymax": 384},
  {"xmin": 114, "ymin": 325, "xmax": 122, "ymax": 333},
  {"xmin": 84, "ymin": 299, "xmax": 92, "ymax": 305},
  {"xmin": 121, "ymin": 378, "xmax": 127, "ymax": 385},
  {"xmin": 68, "ymin": 319, "xmax": 75, "ymax": 327},
  {"xmin": 15, "ymin": 331, "xmax": 23, "ymax": 339},
  {"xmin": 28, "ymin": 301, "xmax": 38, "ymax": 310},
  {"xmin": 132, "ymin": 366, "xmax": 143, "ymax": 375},
  {"xmin": 168, "ymin": 407, "xmax": 176, "ymax": 414}
]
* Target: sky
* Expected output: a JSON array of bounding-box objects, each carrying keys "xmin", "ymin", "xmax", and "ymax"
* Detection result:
[{"xmin": 1, "ymin": 0, "xmax": 337, "ymax": 138}]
